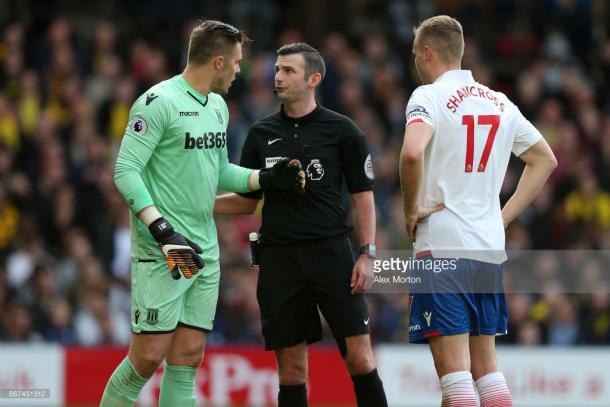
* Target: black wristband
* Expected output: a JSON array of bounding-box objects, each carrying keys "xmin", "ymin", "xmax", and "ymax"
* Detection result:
[
  {"xmin": 148, "ymin": 217, "xmax": 174, "ymax": 242},
  {"xmin": 258, "ymin": 168, "xmax": 271, "ymax": 191},
  {"xmin": 358, "ymin": 244, "xmax": 377, "ymax": 258}
]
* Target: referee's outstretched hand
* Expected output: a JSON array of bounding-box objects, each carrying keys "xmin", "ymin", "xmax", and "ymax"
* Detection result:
[
  {"xmin": 351, "ymin": 255, "xmax": 374, "ymax": 295},
  {"xmin": 259, "ymin": 158, "xmax": 306, "ymax": 193}
]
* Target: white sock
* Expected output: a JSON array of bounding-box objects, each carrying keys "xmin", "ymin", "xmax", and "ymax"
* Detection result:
[
  {"xmin": 439, "ymin": 371, "xmax": 478, "ymax": 407},
  {"xmin": 475, "ymin": 372, "xmax": 513, "ymax": 407}
]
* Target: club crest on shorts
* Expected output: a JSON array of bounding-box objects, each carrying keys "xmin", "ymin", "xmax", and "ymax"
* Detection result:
[
  {"xmin": 214, "ymin": 109, "xmax": 224, "ymax": 125},
  {"xmin": 146, "ymin": 308, "xmax": 159, "ymax": 325},
  {"xmin": 306, "ymin": 158, "xmax": 325, "ymax": 181}
]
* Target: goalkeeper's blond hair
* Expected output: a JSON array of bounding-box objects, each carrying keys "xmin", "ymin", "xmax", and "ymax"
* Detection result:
[{"xmin": 414, "ymin": 15, "xmax": 464, "ymax": 64}]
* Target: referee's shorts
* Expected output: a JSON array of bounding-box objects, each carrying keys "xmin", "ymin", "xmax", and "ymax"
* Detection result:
[{"xmin": 257, "ymin": 234, "xmax": 370, "ymax": 350}]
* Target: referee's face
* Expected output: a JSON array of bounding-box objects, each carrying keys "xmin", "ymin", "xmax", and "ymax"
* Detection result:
[{"xmin": 274, "ymin": 54, "xmax": 310, "ymax": 103}]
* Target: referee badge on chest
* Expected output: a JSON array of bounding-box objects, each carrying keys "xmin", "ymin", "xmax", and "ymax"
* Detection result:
[
  {"xmin": 306, "ymin": 158, "xmax": 325, "ymax": 181},
  {"xmin": 265, "ymin": 156, "xmax": 284, "ymax": 168}
]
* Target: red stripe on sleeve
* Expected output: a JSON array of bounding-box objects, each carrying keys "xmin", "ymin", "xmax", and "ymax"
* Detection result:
[{"xmin": 406, "ymin": 118, "xmax": 424, "ymax": 127}]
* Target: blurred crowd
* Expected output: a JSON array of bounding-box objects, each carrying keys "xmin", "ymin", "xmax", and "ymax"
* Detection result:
[{"xmin": 0, "ymin": 0, "xmax": 609, "ymax": 347}]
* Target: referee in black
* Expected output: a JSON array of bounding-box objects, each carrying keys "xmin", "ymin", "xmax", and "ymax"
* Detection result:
[{"xmin": 215, "ymin": 43, "xmax": 387, "ymax": 407}]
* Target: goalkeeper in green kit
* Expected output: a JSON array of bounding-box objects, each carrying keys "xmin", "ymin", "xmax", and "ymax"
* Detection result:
[{"xmin": 100, "ymin": 20, "xmax": 304, "ymax": 407}]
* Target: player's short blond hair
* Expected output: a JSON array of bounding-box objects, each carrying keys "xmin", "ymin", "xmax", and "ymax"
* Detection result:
[{"xmin": 414, "ymin": 15, "xmax": 464, "ymax": 64}]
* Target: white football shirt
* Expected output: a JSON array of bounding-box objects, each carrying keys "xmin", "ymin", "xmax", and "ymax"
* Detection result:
[{"xmin": 405, "ymin": 70, "xmax": 542, "ymax": 263}]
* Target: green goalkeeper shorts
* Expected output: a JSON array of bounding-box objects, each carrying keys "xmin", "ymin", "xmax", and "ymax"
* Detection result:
[{"xmin": 130, "ymin": 258, "xmax": 220, "ymax": 333}]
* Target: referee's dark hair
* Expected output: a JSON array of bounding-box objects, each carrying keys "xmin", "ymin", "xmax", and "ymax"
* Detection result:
[
  {"xmin": 277, "ymin": 42, "xmax": 326, "ymax": 81},
  {"xmin": 188, "ymin": 20, "xmax": 251, "ymax": 66}
]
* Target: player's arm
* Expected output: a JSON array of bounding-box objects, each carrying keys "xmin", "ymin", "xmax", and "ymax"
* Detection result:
[
  {"xmin": 217, "ymin": 160, "xmax": 304, "ymax": 194},
  {"xmin": 215, "ymin": 160, "xmax": 305, "ymax": 214},
  {"xmin": 214, "ymin": 193, "xmax": 260, "ymax": 215},
  {"xmin": 215, "ymin": 162, "xmax": 304, "ymax": 215},
  {"xmin": 502, "ymin": 138, "xmax": 557, "ymax": 228},
  {"xmin": 214, "ymin": 127, "xmax": 262, "ymax": 215},
  {"xmin": 114, "ymin": 95, "xmax": 203, "ymax": 279},
  {"xmin": 114, "ymin": 103, "xmax": 167, "ymax": 228},
  {"xmin": 215, "ymin": 123, "xmax": 304, "ymax": 215},
  {"xmin": 399, "ymin": 121, "xmax": 437, "ymax": 241}
]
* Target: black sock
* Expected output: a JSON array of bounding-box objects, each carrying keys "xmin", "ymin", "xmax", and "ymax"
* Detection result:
[
  {"xmin": 351, "ymin": 368, "xmax": 388, "ymax": 407},
  {"xmin": 278, "ymin": 383, "xmax": 308, "ymax": 407}
]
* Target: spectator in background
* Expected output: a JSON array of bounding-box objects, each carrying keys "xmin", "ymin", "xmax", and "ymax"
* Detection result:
[
  {"xmin": 44, "ymin": 297, "xmax": 77, "ymax": 344},
  {"xmin": 548, "ymin": 295, "xmax": 579, "ymax": 346},
  {"xmin": 0, "ymin": 299, "xmax": 41, "ymax": 342},
  {"xmin": 17, "ymin": 70, "xmax": 42, "ymax": 138},
  {"xmin": 73, "ymin": 258, "xmax": 130, "ymax": 346},
  {"xmin": 74, "ymin": 288, "xmax": 130, "ymax": 346},
  {"xmin": 579, "ymin": 292, "xmax": 610, "ymax": 344},
  {"xmin": 517, "ymin": 320, "xmax": 543, "ymax": 346},
  {"xmin": 0, "ymin": 183, "xmax": 19, "ymax": 255},
  {"xmin": 0, "ymin": 96, "xmax": 19, "ymax": 151},
  {"xmin": 97, "ymin": 76, "xmax": 136, "ymax": 141},
  {"xmin": 25, "ymin": 264, "xmax": 57, "ymax": 334},
  {"xmin": 565, "ymin": 173, "xmax": 610, "ymax": 238}
]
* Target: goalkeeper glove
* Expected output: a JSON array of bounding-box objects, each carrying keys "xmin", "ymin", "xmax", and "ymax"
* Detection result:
[
  {"xmin": 259, "ymin": 158, "xmax": 306, "ymax": 193},
  {"xmin": 148, "ymin": 217, "xmax": 204, "ymax": 280}
]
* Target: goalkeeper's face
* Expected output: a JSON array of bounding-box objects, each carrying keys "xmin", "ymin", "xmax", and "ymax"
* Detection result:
[
  {"xmin": 274, "ymin": 54, "xmax": 312, "ymax": 104},
  {"xmin": 211, "ymin": 42, "xmax": 242, "ymax": 95}
]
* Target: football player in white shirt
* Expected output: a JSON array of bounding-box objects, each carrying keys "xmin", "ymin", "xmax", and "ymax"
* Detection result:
[{"xmin": 399, "ymin": 15, "xmax": 557, "ymax": 407}]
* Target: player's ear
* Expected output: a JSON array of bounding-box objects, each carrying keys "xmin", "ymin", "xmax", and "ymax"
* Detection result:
[
  {"xmin": 423, "ymin": 45, "xmax": 432, "ymax": 61},
  {"xmin": 212, "ymin": 55, "xmax": 224, "ymax": 70}
]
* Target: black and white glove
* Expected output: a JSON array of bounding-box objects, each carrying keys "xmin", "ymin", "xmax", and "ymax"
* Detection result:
[
  {"xmin": 259, "ymin": 158, "xmax": 306, "ymax": 193},
  {"xmin": 149, "ymin": 218, "xmax": 204, "ymax": 280}
]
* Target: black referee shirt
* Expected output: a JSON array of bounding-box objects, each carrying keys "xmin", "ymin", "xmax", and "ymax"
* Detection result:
[{"xmin": 239, "ymin": 104, "xmax": 374, "ymax": 245}]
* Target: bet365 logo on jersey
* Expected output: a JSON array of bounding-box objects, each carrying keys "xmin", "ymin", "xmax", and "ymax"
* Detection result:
[{"xmin": 184, "ymin": 132, "xmax": 226, "ymax": 150}]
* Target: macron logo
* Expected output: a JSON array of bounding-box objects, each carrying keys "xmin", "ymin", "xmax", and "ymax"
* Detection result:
[
  {"xmin": 268, "ymin": 138, "xmax": 282, "ymax": 145},
  {"xmin": 423, "ymin": 311, "xmax": 432, "ymax": 327}
]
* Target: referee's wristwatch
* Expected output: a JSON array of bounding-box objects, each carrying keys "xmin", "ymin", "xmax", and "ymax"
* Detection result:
[{"xmin": 358, "ymin": 243, "xmax": 377, "ymax": 259}]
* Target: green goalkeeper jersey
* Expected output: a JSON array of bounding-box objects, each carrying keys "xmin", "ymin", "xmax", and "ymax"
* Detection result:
[{"xmin": 114, "ymin": 74, "xmax": 252, "ymax": 265}]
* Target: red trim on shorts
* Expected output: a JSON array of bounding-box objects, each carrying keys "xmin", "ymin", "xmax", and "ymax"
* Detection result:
[
  {"xmin": 406, "ymin": 118, "xmax": 424, "ymax": 127},
  {"xmin": 424, "ymin": 330, "xmax": 441, "ymax": 338},
  {"xmin": 415, "ymin": 250, "xmax": 432, "ymax": 258}
]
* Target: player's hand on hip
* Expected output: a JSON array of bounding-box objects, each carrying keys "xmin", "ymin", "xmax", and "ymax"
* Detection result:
[
  {"xmin": 259, "ymin": 158, "xmax": 306, "ymax": 193},
  {"xmin": 351, "ymin": 255, "xmax": 373, "ymax": 295},
  {"xmin": 417, "ymin": 203, "xmax": 445, "ymax": 221},
  {"xmin": 148, "ymin": 217, "xmax": 205, "ymax": 280},
  {"xmin": 405, "ymin": 203, "xmax": 444, "ymax": 242},
  {"xmin": 405, "ymin": 216, "xmax": 418, "ymax": 243}
]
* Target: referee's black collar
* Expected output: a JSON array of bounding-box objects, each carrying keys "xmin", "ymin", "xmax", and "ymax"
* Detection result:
[{"xmin": 279, "ymin": 104, "xmax": 322, "ymax": 124}]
